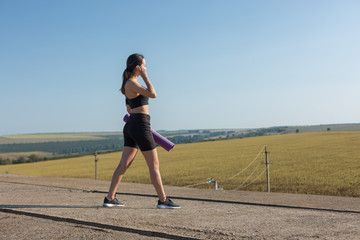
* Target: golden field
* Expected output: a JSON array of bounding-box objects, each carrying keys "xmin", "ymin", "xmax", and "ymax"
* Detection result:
[
  {"xmin": 1, "ymin": 131, "xmax": 359, "ymax": 197},
  {"xmin": 0, "ymin": 151, "xmax": 52, "ymax": 160},
  {"xmin": 0, "ymin": 133, "xmax": 110, "ymax": 144}
]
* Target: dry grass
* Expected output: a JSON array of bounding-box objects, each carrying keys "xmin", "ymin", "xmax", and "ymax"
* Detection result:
[
  {"xmin": 0, "ymin": 133, "xmax": 109, "ymax": 144},
  {"xmin": 0, "ymin": 152, "xmax": 52, "ymax": 160},
  {"xmin": 1, "ymin": 131, "xmax": 359, "ymax": 197}
]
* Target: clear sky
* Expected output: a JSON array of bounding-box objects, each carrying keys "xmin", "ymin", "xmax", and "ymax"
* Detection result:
[{"xmin": 1, "ymin": 0, "xmax": 359, "ymax": 135}]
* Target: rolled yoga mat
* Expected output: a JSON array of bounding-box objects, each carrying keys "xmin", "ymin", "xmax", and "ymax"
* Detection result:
[{"xmin": 123, "ymin": 114, "xmax": 175, "ymax": 152}]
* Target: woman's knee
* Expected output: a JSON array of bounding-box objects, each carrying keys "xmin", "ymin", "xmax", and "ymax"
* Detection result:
[
  {"xmin": 148, "ymin": 167, "xmax": 161, "ymax": 179},
  {"xmin": 149, "ymin": 162, "xmax": 160, "ymax": 172},
  {"xmin": 117, "ymin": 148, "xmax": 137, "ymax": 172},
  {"xmin": 147, "ymin": 158, "xmax": 160, "ymax": 172},
  {"xmin": 116, "ymin": 162, "xmax": 128, "ymax": 175}
]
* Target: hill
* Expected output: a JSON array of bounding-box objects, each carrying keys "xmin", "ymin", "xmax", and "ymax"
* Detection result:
[
  {"xmin": 283, "ymin": 123, "xmax": 360, "ymax": 133},
  {"xmin": 1, "ymin": 131, "xmax": 359, "ymax": 197},
  {"xmin": 0, "ymin": 129, "xmax": 246, "ymax": 162}
]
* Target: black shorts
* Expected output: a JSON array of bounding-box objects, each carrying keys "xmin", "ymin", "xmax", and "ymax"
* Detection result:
[{"xmin": 123, "ymin": 113, "xmax": 156, "ymax": 151}]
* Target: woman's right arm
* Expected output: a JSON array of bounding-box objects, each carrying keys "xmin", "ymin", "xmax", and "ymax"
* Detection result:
[
  {"xmin": 129, "ymin": 66, "xmax": 157, "ymax": 98},
  {"xmin": 127, "ymin": 80, "xmax": 156, "ymax": 98}
]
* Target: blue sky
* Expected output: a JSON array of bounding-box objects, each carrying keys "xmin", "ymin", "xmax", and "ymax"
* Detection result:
[{"xmin": 1, "ymin": 0, "xmax": 359, "ymax": 135}]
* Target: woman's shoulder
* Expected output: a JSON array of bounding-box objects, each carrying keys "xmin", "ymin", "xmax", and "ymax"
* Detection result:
[
  {"xmin": 124, "ymin": 78, "xmax": 135, "ymax": 90},
  {"xmin": 124, "ymin": 79, "xmax": 139, "ymax": 98},
  {"xmin": 125, "ymin": 78, "xmax": 139, "ymax": 87}
]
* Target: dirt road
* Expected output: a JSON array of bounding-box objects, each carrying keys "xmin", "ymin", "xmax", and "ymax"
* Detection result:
[{"xmin": 1, "ymin": 174, "xmax": 359, "ymax": 239}]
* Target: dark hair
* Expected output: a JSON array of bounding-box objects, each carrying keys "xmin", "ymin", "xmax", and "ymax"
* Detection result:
[{"xmin": 121, "ymin": 53, "xmax": 144, "ymax": 95}]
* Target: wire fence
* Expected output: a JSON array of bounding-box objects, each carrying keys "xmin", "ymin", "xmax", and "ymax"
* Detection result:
[{"xmin": 184, "ymin": 145, "xmax": 267, "ymax": 190}]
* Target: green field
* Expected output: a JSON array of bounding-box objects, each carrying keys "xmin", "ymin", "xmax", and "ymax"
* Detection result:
[{"xmin": 1, "ymin": 131, "xmax": 359, "ymax": 197}]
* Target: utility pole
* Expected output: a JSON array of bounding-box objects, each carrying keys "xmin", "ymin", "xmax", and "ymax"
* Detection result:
[
  {"xmin": 94, "ymin": 150, "xmax": 98, "ymax": 180},
  {"xmin": 214, "ymin": 180, "xmax": 218, "ymax": 190},
  {"xmin": 264, "ymin": 145, "xmax": 271, "ymax": 192}
]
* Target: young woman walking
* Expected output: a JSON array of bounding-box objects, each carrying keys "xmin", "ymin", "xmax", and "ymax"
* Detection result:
[{"xmin": 103, "ymin": 53, "xmax": 180, "ymax": 209}]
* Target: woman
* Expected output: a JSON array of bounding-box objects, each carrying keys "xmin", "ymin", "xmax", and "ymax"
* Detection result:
[{"xmin": 103, "ymin": 53, "xmax": 180, "ymax": 209}]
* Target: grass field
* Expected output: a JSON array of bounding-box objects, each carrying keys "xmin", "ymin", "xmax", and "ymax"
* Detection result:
[
  {"xmin": 1, "ymin": 131, "xmax": 359, "ymax": 197},
  {"xmin": 0, "ymin": 151, "xmax": 52, "ymax": 160},
  {"xmin": 0, "ymin": 133, "xmax": 119, "ymax": 144}
]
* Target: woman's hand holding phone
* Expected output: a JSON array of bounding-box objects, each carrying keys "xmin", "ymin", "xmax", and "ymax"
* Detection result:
[{"xmin": 138, "ymin": 66, "xmax": 148, "ymax": 80}]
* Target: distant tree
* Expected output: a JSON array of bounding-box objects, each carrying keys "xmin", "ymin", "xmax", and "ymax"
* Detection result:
[
  {"xmin": 2, "ymin": 158, "xmax": 11, "ymax": 165},
  {"xmin": 188, "ymin": 130, "xmax": 200, "ymax": 133},
  {"xmin": 327, "ymin": 128, "xmax": 331, "ymax": 131},
  {"xmin": 14, "ymin": 157, "xmax": 26, "ymax": 164},
  {"xmin": 296, "ymin": 129, "xmax": 299, "ymax": 133},
  {"xmin": 28, "ymin": 154, "xmax": 39, "ymax": 162}
]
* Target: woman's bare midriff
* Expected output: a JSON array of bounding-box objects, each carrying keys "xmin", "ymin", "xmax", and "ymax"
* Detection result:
[{"xmin": 130, "ymin": 105, "xmax": 149, "ymax": 115}]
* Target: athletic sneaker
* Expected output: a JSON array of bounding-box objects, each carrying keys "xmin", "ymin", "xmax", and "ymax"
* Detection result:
[
  {"xmin": 103, "ymin": 197, "xmax": 124, "ymax": 207},
  {"xmin": 157, "ymin": 198, "xmax": 180, "ymax": 209}
]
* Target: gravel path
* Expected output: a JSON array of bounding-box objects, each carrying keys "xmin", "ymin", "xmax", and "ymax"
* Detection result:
[{"xmin": 1, "ymin": 174, "xmax": 359, "ymax": 239}]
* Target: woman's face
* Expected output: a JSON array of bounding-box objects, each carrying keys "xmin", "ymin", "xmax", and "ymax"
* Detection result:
[
  {"xmin": 135, "ymin": 58, "xmax": 146, "ymax": 75},
  {"xmin": 140, "ymin": 58, "xmax": 146, "ymax": 68}
]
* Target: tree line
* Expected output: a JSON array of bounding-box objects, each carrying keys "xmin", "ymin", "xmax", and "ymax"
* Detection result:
[{"xmin": 0, "ymin": 128, "xmax": 287, "ymax": 165}]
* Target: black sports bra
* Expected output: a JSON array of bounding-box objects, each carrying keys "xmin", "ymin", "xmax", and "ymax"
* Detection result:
[{"xmin": 125, "ymin": 94, "xmax": 149, "ymax": 109}]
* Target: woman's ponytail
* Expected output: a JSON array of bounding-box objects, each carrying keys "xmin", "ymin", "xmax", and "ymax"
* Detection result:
[
  {"xmin": 121, "ymin": 68, "xmax": 131, "ymax": 95},
  {"xmin": 120, "ymin": 54, "xmax": 144, "ymax": 95}
]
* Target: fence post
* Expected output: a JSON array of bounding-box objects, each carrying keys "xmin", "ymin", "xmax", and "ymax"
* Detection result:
[
  {"xmin": 94, "ymin": 151, "xmax": 98, "ymax": 180},
  {"xmin": 264, "ymin": 146, "xmax": 270, "ymax": 192}
]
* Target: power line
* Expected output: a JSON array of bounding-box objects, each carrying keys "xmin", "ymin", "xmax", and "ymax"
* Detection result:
[
  {"xmin": 184, "ymin": 145, "xmax": 265, "ymax": 188},
  {"xmin": 231, "ymin": 161, "xmax": 262, "ymax": 189},
  {"xmin": 217, "ymin": 145, "xmax": 265, "ymax": 184},
  {"xmin": 232, "ymin": 168, "xmax": 267, "ymax": 190}
]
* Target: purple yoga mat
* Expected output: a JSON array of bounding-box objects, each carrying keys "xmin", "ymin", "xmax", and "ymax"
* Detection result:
[{"xmin": 123, "ymin": 114, "xmax": 175, "ymax": 152}]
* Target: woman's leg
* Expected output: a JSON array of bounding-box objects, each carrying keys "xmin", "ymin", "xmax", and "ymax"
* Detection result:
[
  {"xmin": 106, "ymin": 146, "xmax": 138, "ymax": 200},
  {"xmin": 142, "ymin": 148, "xmax": 167, "ymax": 202}
]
